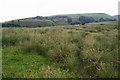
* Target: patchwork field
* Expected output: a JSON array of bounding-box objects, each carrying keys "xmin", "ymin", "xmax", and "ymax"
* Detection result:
[{"xmin": 2, "ymin": 21, "xmax": 119, "ymax": 78}]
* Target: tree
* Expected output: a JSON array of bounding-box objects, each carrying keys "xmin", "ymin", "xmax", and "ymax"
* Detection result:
[
  {"xmin": 81, "ymin": 22, "xmax": 85, "ymax": 25},
  {"xmin": 99, "ymin": 18, "xmax": 105, "ymax": 22},
  {"xmin": 71, "ymin": 21, "xmax": 80, "ymax": 25},
  {"xmin": 79, "ymin": 16, "xmax": 95, "ymax": 23},
  {"xmin": 11, "ymin": 20, "xmax": 14, "ymax": 22},
  {"xmin": 67, "ymin": 18, "xmax": 72, "ymax": 24}
]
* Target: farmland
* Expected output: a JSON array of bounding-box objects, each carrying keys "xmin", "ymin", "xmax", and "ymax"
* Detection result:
[{"xmin": 2, "ymin": 21, "xmax": 119, "ymax": 78}]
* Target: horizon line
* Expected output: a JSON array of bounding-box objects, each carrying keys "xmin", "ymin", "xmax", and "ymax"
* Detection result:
[{"xmin": 1, "ymin": 12, "xmax": 118, "ymax": 23}]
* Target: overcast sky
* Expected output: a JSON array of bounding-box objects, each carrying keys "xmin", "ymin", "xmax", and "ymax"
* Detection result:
[{"xmin": 0, "ymin": 0, "xmax": 119, "ymax": 22}]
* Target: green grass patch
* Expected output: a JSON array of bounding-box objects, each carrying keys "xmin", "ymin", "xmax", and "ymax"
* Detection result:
[
  {"xmin": 90, "ymin": 21, "xmax": 118, "ymax": 26},
  {"xmin": 3, "ymin": 46, "xmax": 79, "ymax": 78}
]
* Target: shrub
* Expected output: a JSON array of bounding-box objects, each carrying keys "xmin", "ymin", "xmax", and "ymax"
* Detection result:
[
  {"xmin": 2, "ymin": 29, "xmax": 29, "ymax": 46},
  {"xmin": 80, "ymin": 33, "xmax": 118, "ymax": 77},
  {"xmin": 22, "ymin": 40, "xmax": 48, "ymax": 56},
  {"xmin": 81, "ymin": 22, "xmax": 85, "ymax": 25}
]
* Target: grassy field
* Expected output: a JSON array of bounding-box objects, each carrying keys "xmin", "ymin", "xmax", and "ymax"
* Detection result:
[
  {"xmin": 90, "ymin": 21, "xmax": 118, "ymax": 26},
  {"xmin": 2, "ymin": 22, "xmax": 119, "ymax": 78}
]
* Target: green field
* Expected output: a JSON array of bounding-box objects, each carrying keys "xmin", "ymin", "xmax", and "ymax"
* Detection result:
[
  {"xmin": 2, "ymin": 22, "xmax": 119, "ymax": 78},
  {"xmin": 90, "ymin": 21, "xmax": 118, "ymax": 26}
]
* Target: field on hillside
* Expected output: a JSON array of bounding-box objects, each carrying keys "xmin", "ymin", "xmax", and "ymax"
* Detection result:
[
  {"xmin": 90, "ymin": 21, "xmax": 118, "ymax": 26},
  {"xmin": 2, "ymin": 22, "xmax": 119, "ymax": 78}
]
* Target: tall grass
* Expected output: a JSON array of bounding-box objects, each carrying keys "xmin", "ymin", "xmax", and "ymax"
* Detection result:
[{"xmin": 2, "ymin": 24, "xmax": 119, "ymax": 78}]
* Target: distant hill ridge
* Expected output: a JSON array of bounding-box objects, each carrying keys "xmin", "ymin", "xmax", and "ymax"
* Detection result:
[
  {"xmin": 2, "ymin": 13, "xmax": 118, "ymax": 27},
  {"xmin": 51, "ymin": 13, "xmax": 113, "ymax": 18}
]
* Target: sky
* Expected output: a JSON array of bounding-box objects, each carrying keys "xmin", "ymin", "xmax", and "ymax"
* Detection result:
[{"xmin": 0, "ymin": 0, "xmax": 119, "ymax": 22}]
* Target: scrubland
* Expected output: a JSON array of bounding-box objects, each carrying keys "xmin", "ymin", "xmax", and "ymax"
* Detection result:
[{"xmin": 2, "ymin": 22, "xmax": 119, "ymax": 78}]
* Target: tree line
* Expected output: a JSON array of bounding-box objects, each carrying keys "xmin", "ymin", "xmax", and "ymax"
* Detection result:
[{"xmin": 67, "ymin": 16, "xmax": 116, "ymax": 25}]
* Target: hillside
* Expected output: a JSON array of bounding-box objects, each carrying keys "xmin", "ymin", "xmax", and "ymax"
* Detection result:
[
  {"xmin": 113, "ymin": 15, "xmax": 120, "ymax": 20},
  {"xmin": 2, "ymin": 13, "xmax": 117, "ymax": 27},
  {"xmin": 53, "ymin": 13, "xmax": 113, "ymax": 19}
]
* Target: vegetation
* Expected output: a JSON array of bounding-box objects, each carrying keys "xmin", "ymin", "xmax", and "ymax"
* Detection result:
[
  {"xmin": 90, "ymin": 21, "xmax": 118, "ymax": 26},
  {"xmin": 2, "ymin": 13, "xmax": 117, "ymax": 27},
  {"xmin": 2, "ymin": 22, "xmax": 119, "ymax": 78}
]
